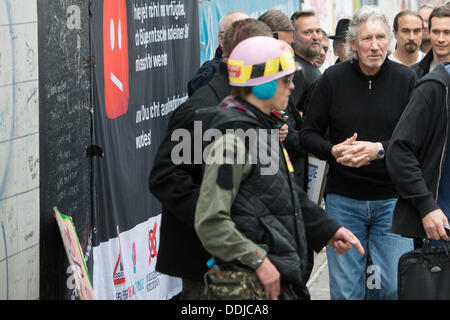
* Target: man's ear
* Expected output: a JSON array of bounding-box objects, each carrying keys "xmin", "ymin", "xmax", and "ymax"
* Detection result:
[{"xmin": 393, "ymin": 29, "xmax": 398, "ymax": 40}]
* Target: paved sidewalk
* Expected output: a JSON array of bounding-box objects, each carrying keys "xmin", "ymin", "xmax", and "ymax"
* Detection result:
[{"xmin": 307, "ymin": 249, "xmax": 330, "ymax": 300}]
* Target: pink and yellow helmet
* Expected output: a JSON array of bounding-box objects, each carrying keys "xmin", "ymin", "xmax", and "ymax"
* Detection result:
[{"xmin": 227, "ymin": 36, "xmax": 298, "ymax": 87}]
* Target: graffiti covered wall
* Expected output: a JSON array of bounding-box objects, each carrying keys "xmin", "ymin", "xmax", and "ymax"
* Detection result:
[
  {"xmin": 0, "ymin": 0, "xmax": 40, "ymax": 300},
  {"xmin": 38, "ymin": 0, "xmax": 92, "ymax": 300},
  {"xmin": 198, "ymin": 0, "xmax": 300, "ymax": 65}
]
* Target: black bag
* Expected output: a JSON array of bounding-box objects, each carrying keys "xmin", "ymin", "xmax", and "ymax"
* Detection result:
[{"xmin": 398, "ymin": 241, "xmax": 450, "ymax": 300}]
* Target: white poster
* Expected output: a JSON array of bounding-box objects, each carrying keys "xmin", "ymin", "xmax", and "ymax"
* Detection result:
[
  {"xmin": 307, "ymin": 155, "xmax": 328, "ymax": 205},
  {"xmin": 335, "ymin": 0, "xmax": 354, "ymax": 21},
  {"xmin": 93, "ymin": 214, "xmax": 182, "ymax": 300}
]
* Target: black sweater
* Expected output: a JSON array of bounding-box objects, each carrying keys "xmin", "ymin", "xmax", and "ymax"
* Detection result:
[{"xmin": 300, "ymin": 59, "xmax": 417, "ymax": 200}]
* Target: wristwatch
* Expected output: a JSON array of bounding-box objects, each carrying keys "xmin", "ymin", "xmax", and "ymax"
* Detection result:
[{"xmin": 376, "ymin": 142, "xmax": 385, "ymax": 159}]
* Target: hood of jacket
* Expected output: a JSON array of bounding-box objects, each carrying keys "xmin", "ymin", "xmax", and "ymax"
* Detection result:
[{"xmin": 416, "ymin": 62, "xmax": 450, "ymax": 88}]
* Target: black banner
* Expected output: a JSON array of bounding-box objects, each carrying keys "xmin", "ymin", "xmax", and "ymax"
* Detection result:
[{"xmin": 91, "ymin": 0, "xmax": 199, "ymax": 299}]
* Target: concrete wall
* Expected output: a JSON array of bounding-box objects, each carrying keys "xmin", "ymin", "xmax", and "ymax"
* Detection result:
[{"xmin": 0, "ymin": 0, "xmax": 40, "ymax": 300}]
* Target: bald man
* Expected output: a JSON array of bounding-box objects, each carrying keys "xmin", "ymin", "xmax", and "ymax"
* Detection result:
[
  {"xmin": 187, "ymin": 11, "xmax": 249, "ymax": 96},
  {"xmin": 419, "ymin": 5, "xmax": 434, "ymax": 54}
]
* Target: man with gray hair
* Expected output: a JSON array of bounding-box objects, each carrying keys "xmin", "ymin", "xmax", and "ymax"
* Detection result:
[
  {"xmin": 187, "ymin": 11, "xmax": 248, "ymax": 96},
  {"xmin": 300, "ymin": 6, "xmax": 417, "ymax": 300}
]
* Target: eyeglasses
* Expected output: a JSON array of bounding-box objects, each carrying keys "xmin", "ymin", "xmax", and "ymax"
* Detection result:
[{"xmin": 281, "ymin": 74, "xmax": 295, "ymax": 85}]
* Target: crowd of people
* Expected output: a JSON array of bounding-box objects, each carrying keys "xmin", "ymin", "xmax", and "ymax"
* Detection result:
[{"xmin": 149, "ymin": 3, "xmax": 450, "ymax": 300}]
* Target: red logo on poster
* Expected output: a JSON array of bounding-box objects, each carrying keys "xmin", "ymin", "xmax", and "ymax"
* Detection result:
[
  {"xmin": 148, "ymin": 221, "xmax": 158, "ymax": 266},
  {"xmin": 113, "ymin": 226, "xmax": 126, "ymax": 286},
  {"xmin": 103, "ymin": 0, "xmax": 129, "ymax": 119}
]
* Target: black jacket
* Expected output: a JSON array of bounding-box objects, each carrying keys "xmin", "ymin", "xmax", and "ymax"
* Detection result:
[
  {"xmin": 204, "ymin": 98, "xmax": 341, "ymax": 299},
  {"xmin": 149, "ymin": 62, "xmax": 230, "ymax": 281},
  {"xmin": 283, "ymin": 55, "xmax": 320, "ymax": 190},
  {"xmin": 411, "ymin": 49, "xmax": 433, "ymax": 79},
  {"xmin": 291, "ymin": 55, "xmax": 321, "ymax": 112},
  {"xmin": 300, "ymin": 59, "xmax": 417, "ymax": 200},
  {"xmin": 387, "ymin": 62, "xmax": 450, "ymax": 239},
  {"xmin": 283, "ymin": 102, "xmax": 308, "ymax": 190}
]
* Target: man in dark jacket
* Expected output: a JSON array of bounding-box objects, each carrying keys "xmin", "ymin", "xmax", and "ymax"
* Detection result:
[
  {"xmin": 411, "ymin": 5, "xmax": 450, "ymax": 78},
  {"xmin": 290, "ymin": 10, "xmax": 323, "ymax": 113},
  {"xmin": 195, "ymin": 36, "xmax": 364, "ymax": 300},
  {"xmin": 258, "ymin": 7, "xmax": 314, "ymax": 280},
  {"xmin": 328, "ymin": 18, "xmax": 351, "ymax": 64},
  {"xmin": 386, "ymin": 62, "xmax": 450, "ymax": 244},
  {"xmin": 187, "ymin": 11, "xmax": 248, "ymax": 96},
  {"xmin": 258, "ymin": 10, "xmax": 308, "ymax": 188},
  {"xmin": 148, "ymin": 19, "xmax": 273, "ymax": 299},
  {"xmin": 299, "ymin": 6, "xmax": 416, "ymax": 300}
]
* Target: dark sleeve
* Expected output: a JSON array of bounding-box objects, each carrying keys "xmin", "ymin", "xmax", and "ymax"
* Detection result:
[
  {"xmin": 149, "ymin": 104, "xmax": 201, "ymax": 227},
  {"xmin": 300, "ymin": 78, "xmax": 319, "ymax": 117},
  {"xmin": 283, "ymin": 103, "xmax": 307, "ymax": 158},
  {"xmin": 298, "ymin": 189, "xmax": 341, "ymax": 252},
  {"xmin": 187, "ymin": 59, "xmax": 220, "ymax": 96},
  {"xmin": 299, "ymin": 73, "xmax": 334, "ymax": 162},
  {"xmin": 148, "ymin": 87, "xmax": 221, "ymax": 227},
  {"xmin": 380, "ymin": 70, "xmax": 418, "ymax": 152},
  {"xmin": 386, "ymin": 83, "xmax": 441, "ymax": 219},
  {"xmin": 290, "ymin": 70, "xmax": 306, "ymax": 109}
]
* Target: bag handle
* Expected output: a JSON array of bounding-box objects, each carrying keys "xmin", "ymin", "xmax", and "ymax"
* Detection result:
[
  {"xmin": 419, "ymin": 239, "xmax": 450, "ymax": 263},
  {"xmin": 444, "ymin": 241, "xmax": 450, "ymax": 257}
]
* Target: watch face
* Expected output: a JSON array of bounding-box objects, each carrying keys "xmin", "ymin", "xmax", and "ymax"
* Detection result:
[{"xmin": 376, "ymin": 143, "xmax": 384, "ymax": 158}]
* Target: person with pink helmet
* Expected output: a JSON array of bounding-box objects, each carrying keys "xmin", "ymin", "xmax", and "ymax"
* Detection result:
[
  {"xmin": 194, "ymin": 36, "xmax": 364, "ymax": 300},
  {"xmin": 149, "ymin": 19, "xmax": 274, "ymax": 300}
]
